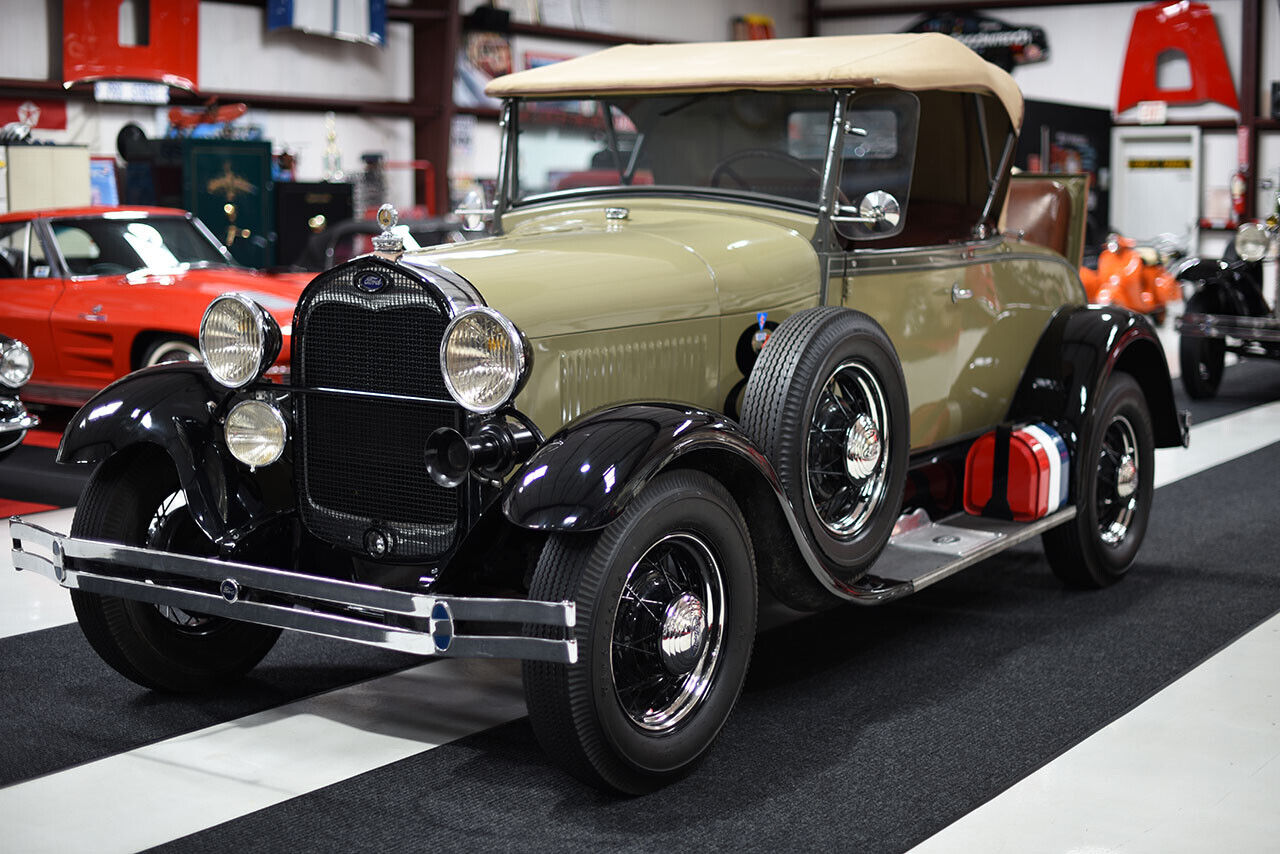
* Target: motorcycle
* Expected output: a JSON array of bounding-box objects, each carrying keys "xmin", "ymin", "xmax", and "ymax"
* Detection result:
[
  {"xmin": 1079, "ymin": 232, "xmax": 1184, "ymax": 324},
  {"xmin": 1174, "ymin": 176, "xmax": 1280, "ymax": 399}
]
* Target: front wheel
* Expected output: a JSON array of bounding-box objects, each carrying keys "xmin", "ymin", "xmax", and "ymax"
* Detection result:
[
  {"xmin": 1042, "ymin": 372, "xmax": 1154, "ymax": 587},
  {"xmin": 522, "ymin": 470, "xmax": 757, "ymax": 794},
  {"xmin": 69, "ymin": 448, "xmax": 281, "ymax": 692},
  {"xmin": 140, "ymin": 335, "xmax": 202, "ymax": 368}
]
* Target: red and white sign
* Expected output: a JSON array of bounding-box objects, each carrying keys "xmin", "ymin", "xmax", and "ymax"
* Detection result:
[{"xmin": 0, "ymin": 99, "xmax": 67, "ymax": 130}]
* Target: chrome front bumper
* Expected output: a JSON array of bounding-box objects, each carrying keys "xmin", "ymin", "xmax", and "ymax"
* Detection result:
[
  {"xmin": 9, "ymin": 520, "xmax": 577, "ymax": 664},
  {"xmin": 0, "ymin": 397, "xmax": 37, "ymax": 452}
]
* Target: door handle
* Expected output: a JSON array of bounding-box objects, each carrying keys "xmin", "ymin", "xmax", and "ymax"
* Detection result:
[{"xmin": 951, "ymin": 282, "xmax": 973, "ymax": 303}]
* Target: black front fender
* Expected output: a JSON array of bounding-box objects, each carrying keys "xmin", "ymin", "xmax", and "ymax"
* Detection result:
[
  {"xmin": 1009, "ymin": 306, "xmax": 1188, "ymax": 449},
  {"xmin": 59, "ymin": 363, "xmax": 291, "ymax": 547},
  {"xmin": 501, "ymin": 403, "xmax": 768, "ymax": 531}
]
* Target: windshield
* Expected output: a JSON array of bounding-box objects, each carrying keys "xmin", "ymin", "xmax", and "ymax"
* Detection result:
[
  {"xmin": 49, "ymin": 215, "xmax": 230, "ymax": 276},
  {"xmin": 510, "ymin": 91, "xmax": 843, "ymax": 207}
]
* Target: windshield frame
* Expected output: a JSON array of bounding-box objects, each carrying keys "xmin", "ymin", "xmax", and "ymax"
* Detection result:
[{"xmin": 498, "ymin": 90, "xmax": 850, "ymax": 219}]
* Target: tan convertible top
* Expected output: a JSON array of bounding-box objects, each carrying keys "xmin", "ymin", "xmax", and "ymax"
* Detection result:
[{"xmin": 486, "ymin": 33, "xmax": 1024, "ymax": 127}]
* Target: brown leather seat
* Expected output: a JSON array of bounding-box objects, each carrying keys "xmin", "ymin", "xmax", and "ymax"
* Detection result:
[{"xmin": 1005, "ymin": 178, "xmax": 1071, "ymax": 259}]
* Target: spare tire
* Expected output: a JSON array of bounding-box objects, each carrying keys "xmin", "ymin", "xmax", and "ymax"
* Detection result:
[{"xmin": 740, "ymin": 306, "xmax": 908, "ymax": 576}]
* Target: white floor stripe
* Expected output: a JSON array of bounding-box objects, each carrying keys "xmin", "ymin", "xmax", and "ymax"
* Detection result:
[
  {"xmin": 907, "ymin": 612, "xmax": 1280, "ymax": 854},
  {"xmin": 1154, "ymin": 398, "xmax": 1280, "ymax": 489},
  {"xmin": 2, "ymin": 399, "xmax": 1279, "ymax": 851},
  {"xmin": 0, "ymin": 658, "xmax": 526, "ymax": 854},
  {"xmin": 0, "ymin": 508, "xmax": 76, "ymax": 639}
]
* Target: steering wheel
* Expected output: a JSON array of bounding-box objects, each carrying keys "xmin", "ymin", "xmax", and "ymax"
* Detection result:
[{"xmin": 709, "ymin": 149, "xmax": 849, "ymax": 206}]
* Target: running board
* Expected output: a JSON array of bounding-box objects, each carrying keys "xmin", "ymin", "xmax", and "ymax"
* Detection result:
[{"xmin": 872, "ymin": 506, "xmax": 1076, "ymax": 592}]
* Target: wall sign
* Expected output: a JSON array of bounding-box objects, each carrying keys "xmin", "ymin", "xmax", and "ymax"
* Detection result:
[
  {"xmin": 63, "ymin": 0, "xmax": 199, "ymax": 91},
  {"xmin": 1116, "ymin": 1, "xmax": 1238, "ymax": 114},
  {"xmin": 904, "ymin": 12, "xmax": 1048, "ymax": 73}
]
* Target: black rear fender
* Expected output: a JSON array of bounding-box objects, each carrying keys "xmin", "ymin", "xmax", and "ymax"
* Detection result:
[
  {"xmin": 58, "ymin": 363, "xmax": 293, "ymax": 548},
  {"xmin": 1009, "ymin": 306, "xmax": 1188, "ymax": 450}
]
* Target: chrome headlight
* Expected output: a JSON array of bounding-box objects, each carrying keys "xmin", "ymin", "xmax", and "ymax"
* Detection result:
[
  {"xmin": 1235, "ymin": 222, "xmax": 1269, "ymax": 263},
  {"xmin": 0, "ymin": 340, "xmax": 34, "ymax": 389},
  {"xmin": 200, "ymin": 294, "xmax": 282, "ymax": 388},
  {"xmin": 441, "ymin": 307, "xmax": 530, "ymax": 414},
  {"xmin": 225, "ymin": 399, "xmax": 287, "ymax": 468}
]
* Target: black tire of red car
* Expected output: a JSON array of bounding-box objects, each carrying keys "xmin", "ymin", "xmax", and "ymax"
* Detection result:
[
  {"xmin": 69, "ymin": 447, "xmax": 281, "ymax": 692},
  {"xmin": 1042, "ymin": 371, "xmax": 1154, "ymax": 588},
  {"xmin": 522, "ymin": 470, "xmax": 757, "ymax": 794},
  {"xmin": 1179, "ymin": 293, "xmax": 1225, "ymax": 400},
  {"xmin": 739, "ymin": 306, "xmax": 908, "ymax": 576},
  {"xmin": 140, "ymin": 335, "xmax": 202, "ymax": 368}
]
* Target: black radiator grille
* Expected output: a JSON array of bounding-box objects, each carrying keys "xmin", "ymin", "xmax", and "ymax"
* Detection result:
[{"xmin": 294, "ymin": 263, "xmax": 463, "ymax": 560}]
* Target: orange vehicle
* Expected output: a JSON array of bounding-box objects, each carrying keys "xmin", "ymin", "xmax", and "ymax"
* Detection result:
[
  {"xmin": 0, "ymin": 206, "xmax": 310, "ymax": 406},
  {"xmin": 1079, "ymin": 233, "xmax": 1182, "ymax": 323}
]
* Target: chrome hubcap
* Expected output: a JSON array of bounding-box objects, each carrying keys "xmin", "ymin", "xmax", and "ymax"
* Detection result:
[
  {"xmin": 611, "ymin": 533, "xmax": 726, "ymax": 732},
  {"xmin": 659, "ymin": 593, "xmax": 707, "ymax": 675},
  {"xmin": 844, "ymin": 413, "xmax": 882, "ymax": 480},
  {"xmin": 806, "ymin": 360, "xmax": 892, "ymax": 537},
  {"xmin": 1098, "ymin": 414, "xmax": 1140, "ymax": 546}
]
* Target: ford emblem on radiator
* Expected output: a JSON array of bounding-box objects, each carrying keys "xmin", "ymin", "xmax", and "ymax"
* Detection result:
[{"xmin": 356, "ymin": 271, "xmax": 388, "ymax": 292}]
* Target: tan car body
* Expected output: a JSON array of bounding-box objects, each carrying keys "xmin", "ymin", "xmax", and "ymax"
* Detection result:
[{"xmin": 416, "ymin": 198, "xmax": 1081, "ymax": 451}]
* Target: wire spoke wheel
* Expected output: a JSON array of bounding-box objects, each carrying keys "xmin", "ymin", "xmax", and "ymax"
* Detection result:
[
  {"xmin": 739, "ymin": 307, "xmax": 908, "ymax": 593},
  {"xmin": 1096, "ymin": 414, "xmax": 1140, "ymax": 547},
  {"xmin": 522, "ymin": 470, "xmax": 756, "ymax": 793},
  {"xmin": 610, "ymin": 533, "xmax": 726, "ymax": 732},
  {"xmin": 1042, "ymin": 371, "xmax": 1153, "ymax": 588},
  {"xmin": 805, "ymin": 360, "xmax": 891, "ymax": 538},
  {"xmin": 69, "ymin": 447, "xmax": 280, "ymax": 692}
]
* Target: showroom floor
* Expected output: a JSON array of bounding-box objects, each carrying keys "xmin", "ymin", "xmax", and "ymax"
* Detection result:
[{"xmin": 2, "ymin": 316, "xmax": 1279, "ymax": 853}]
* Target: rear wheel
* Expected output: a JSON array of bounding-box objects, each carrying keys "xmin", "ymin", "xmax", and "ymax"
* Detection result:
[
  {"xmin": 522, "ymin": 470, "xmax": 756, "ymax": 793},
  {"xmin": 1042, "ymin": 372, "xmax": 1154, "ymax": 587},
  {"xmin": 1179, "ymin": 293, "xmax": 1225, "ymax": 399},
  {"xmin": 70, "ymin": 448, "xmax": 280, "ymax": 692}
]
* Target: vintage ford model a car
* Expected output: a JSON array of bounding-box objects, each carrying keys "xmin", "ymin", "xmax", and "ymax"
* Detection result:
[{"xmin": 11, "ymin": 34, "xmax": 1187, "ymax": 793}]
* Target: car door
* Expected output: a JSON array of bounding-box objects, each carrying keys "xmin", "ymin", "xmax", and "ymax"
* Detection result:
[{"xmin": 0, "ymin": 219, "xmax": 66, "ymax": 393}]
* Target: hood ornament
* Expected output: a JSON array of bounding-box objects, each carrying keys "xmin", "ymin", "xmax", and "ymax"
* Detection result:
[{"xmin": 372, "ymin": 203, "xmax": 403, "ymax": 254}]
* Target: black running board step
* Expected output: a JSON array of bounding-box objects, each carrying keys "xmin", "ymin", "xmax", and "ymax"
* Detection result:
[{"xmin": 874, "ymin": 507, "xmax": 1076, "ymax": 591}]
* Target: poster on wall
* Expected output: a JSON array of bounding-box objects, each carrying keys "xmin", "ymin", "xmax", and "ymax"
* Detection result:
[{"xmin": 454, "ymin": 31, "xmax": 512, "ymax": 110}]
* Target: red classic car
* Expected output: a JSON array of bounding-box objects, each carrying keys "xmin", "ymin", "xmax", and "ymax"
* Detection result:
[{"xmin": 0, "ymin": 206, "xmax": 310, "ymax": 405}]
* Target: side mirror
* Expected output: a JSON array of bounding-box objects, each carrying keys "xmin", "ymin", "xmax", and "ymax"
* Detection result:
[
  {"xmin": 455, "ymin": 187, "xmax": 494, "ymax": 232},
  {"xmin": 831, "ymin": 190, "xmax": 902, "ymax": 237}
]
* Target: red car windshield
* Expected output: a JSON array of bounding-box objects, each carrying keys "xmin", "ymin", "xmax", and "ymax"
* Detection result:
[{"xmin": 49, "ymin": 215, "xmax": 230, "ymax": 276}]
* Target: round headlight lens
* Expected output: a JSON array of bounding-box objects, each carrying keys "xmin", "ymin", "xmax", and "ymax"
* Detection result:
[
  {"xmin": 225, "ymin": 400, "xmax": 286, "ymax": 468},
  {"xmin": 200, "ymin": 295, "xmax": 266, "ymax": 388},
  {"xmin": 1235, "ymin": 222, "xmax": 1269, "ymax": 263},
  {"xmin": 0, "ymin": 341, "xmax": 34, "ymax": 389},
  {"xmin": 441, "ymin": 308, "xmax": 526, "ymax": 414}
]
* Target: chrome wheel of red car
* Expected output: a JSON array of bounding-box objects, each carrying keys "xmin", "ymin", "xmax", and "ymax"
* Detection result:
[{"xmin": 142, "ymin": 337, "xmax": 202, "ymax": 368}]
